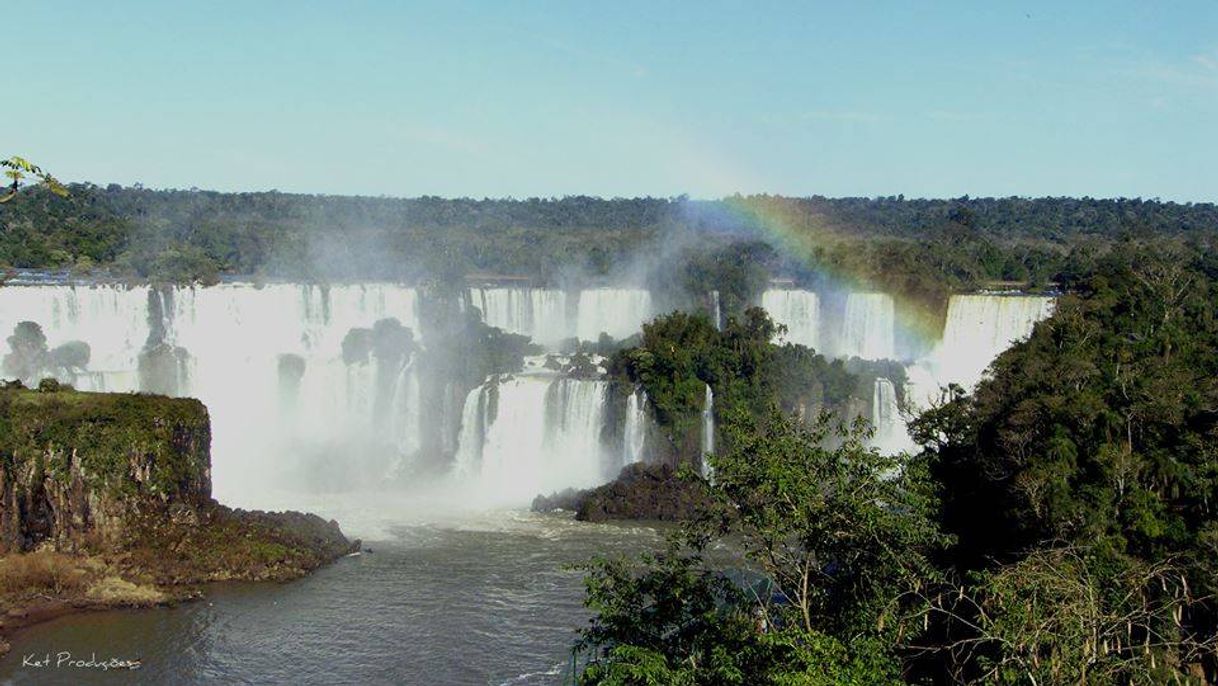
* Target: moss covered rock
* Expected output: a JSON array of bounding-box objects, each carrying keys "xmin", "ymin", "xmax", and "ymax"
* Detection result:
[
  {"xmin": 0, "ymin": 386, "xmax": 357, "ymax": 578},
  {"xmin": 0, "ymin": 387, "xmax": 211, "ymax": 553}
]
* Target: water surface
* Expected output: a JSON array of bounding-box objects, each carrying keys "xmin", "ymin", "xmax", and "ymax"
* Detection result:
[{"xmin": 0, "ymin": 511, "xmax": 661, "ymax": 685}]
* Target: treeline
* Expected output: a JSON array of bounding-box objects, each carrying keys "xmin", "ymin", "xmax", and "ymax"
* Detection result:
[
  {"xmin": 2, "ymin": 184, "xmax": 1215, "ymax": 304},
  {"xmin": 573, "ymin": 243, "xmax": 1218, "ymax": 684}
]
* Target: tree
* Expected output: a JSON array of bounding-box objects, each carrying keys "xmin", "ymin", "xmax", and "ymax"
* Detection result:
[
  {"xmin": 1, "ymin": 156, "xmax": 67, "ymax": 203},
  {"xmin": 911, "ymin": 243, "xmax": 1218, "ymax": 682},
  {"xmin": 706, "ymin": 406, "xmax": 947, "ymax": 644},
  {"xmin": 573, "ymin": 406, "xmax": 947, "ymax": 684}
]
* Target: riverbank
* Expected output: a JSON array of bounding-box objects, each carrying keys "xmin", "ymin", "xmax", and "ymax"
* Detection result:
[
  {"xmin": 0, "ymin": 503, "xmax": 359, "ymax": 658},
  {"xmin": 0, "ymin": 550, "xmax": 180, "ymax": 658},
  {"xmin": 0, "ymin": 511, "xmax": 658, "ymax": 685}
]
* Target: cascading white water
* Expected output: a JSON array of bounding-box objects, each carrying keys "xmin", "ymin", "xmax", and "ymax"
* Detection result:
[
  {"xmin": 452, "ymin": 378, "xmax": 493, "ymax": 479},
  {"xmin": 907, "ymin": 294, "xmax": 1056, "ymax": 409},
  {"xmin": 0, "ymin": 283, "xmax": 424, "ymax": 505},
  {"xmin": 454, "ymin": 374, "xmax": 610, "ymax": 504},
  {"xmin": 472, "ymin": 287, "xmax": 570, "ymax": 346},
  {"xmin": 935, "ymin": 294, "xmax": 1055, "ymax": 386},
  {"xmin": 174, "ymin": 284, "xmax": 424, "ymax": 497},
  {"xmin": 838, "ymin": 293, "xmax": 896, "ymax": 360},
  {"xmin": 545, "ymin": 377, "xmax": 610, "ymax": 475},
  {"xmin": 622, "ymin": 388, "xmax": 649, "ymax": 468},
  {"xmin": 701, "ymin": 384, "xmax": 715, "ymax": 478},
  {"xmin": 575, "ymin": 288, "xmax": 653, "ymax": 341},
  {"xmin": 709, "ymin": 291, "xmax": 722, "ymax": 331},
  {"xmin": 761, "ymin": 289, "xmax": 820, "ymax": 350},
  {"xmin": 0, "ymin": 285, "xmax": 149, "ymax": 386},
  {"xmin": 0, "ymin": 281, "xmax": 1058, "ymax": 512},
  {"xmin": 762, "ymin": 288, "xmax": 898, "ymax": 360},
  {"xmin": 469, "ymin": 286, "xmax": 652, "ymax": 346},
  {"xmin": 391, "ymin": 361, "xmax": 422, "ymax": 461},
  {"xmin": 870, "ymin": 378, "xmax": 915, "ymax": 455}
]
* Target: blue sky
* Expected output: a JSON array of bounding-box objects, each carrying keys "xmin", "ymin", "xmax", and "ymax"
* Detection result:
[{"xmin": 7, "ymin": 2, "xmax": 1216, "ymax": 200}]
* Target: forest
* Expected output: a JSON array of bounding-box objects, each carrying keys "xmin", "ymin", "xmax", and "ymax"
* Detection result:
[
  {"xmin": 3, "ymin": 184, "xmax": 1217, "ymax": 311},
  {"xmin": 572, "ymin": 241, "xmax": 1218, "ymax": 685}
]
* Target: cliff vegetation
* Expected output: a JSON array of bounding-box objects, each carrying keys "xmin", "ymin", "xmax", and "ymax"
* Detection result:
[{"xmin": 0, "ymin": 383, "xmax": 357, "ymax": 655}]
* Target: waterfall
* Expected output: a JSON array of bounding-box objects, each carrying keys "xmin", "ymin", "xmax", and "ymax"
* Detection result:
[
  {"xmin": 472, "ymin": 287, "xmax": 570, "ymax": 346},
  {"xmin": 0, "ymin": 283, "xmax": 425, "ymax": 504},
  {"xmin": 701, "ymin": 384, "xmax": 715, "ymax": 479},
  {"xmin": 0, "ymin": 285, "xmax": 149, "ymax": 383},
  {"xmin": 622, "ymin": 388, "xmax": 649, "ymax": 467},
  {"xmin": 870, "ymin": 378, "xmax": 914, "ymax": 455},
  {"xmin": 575, "ymin": 288, "xmax": 653, "ymax": 341},
  {"xmin": 907, "ymin": 293, "xmax": 1055, "ymax": 409},
  {"xmin": 467, "ymin": 286, "xmax": 653, "ymax": 346},
  {"xmin": 453, "ymin": 374, "xmax": 610, "ymax": 504},
  {"xmin": 391, "ymin": 359, "xmax": 422, "ymax": 460},
  {"xmin": 838, "ymin": 293, "xmax": 896, "ymax": 360},
  {"xmin": 453, "ymin": 381, "xmax": 491, "ymax": 478},
  {"xmin": 761, "ymin": 289, "xmax": 820, "ymax": 350},
  {"xmin": 544, "ymin": 378, "xmax": 609, "ymax": 476},
  {"xmin": 709, "ymin": 291, "xmax": 721, "ymax": 330},
  {"xmin": 8, "ymin": 280, "xmax": 1034, "ymax": 509},
  {"xmin": 172, "ymin": 284, "xmax": 424, "ymax": 495},
  {"xmin": 934, "ymin": 294, "xmax": 1055, "ymax": 386}
]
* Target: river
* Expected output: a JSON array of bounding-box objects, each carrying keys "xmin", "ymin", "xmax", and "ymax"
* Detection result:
[{"xmin": 0, "ymin": 506, "xmax": 664, "ymax": 685}]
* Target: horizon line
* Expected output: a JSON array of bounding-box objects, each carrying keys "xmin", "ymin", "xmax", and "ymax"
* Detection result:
[{"xmin": 45, "ymin": 181, "xmax": 1218, "ymax": 206}]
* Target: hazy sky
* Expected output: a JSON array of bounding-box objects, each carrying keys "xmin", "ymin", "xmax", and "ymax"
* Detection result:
[{"xmin": 7, "ymin": 2, "xmax": 1216, "ymax": 200}]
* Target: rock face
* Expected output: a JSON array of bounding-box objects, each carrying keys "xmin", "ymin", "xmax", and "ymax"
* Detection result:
[
  {"xmin": 533, "ymin": 463, "xmax": 713, "ymax": 523},
  {"xmin": 0, "ymin": 387, "xmax": 212, "ymax": 554},
  {"xmin": 0, "ymin": 384, "xmax": 357, "ymax": 577}
]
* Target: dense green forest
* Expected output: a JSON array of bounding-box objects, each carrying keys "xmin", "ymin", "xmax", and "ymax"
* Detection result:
[
  {"xmin": 606, "ymin": 308, "xmax": 900, "ymax": 465},
  {"xmin": 3, "ymin": 184, "xmax": 1216, "ymax": 310},
  {"xmin": 572, "ymin": 243, "xmax": 1218, "ymax": 685}
]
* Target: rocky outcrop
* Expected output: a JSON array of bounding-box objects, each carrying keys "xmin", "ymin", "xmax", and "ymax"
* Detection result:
[
  {"xmin": 533, "ymin": 463, "xmax": 713, "ymax": 522},
  {"xmin": 0, "ymin": 383, "xmax": 360, "ymax": 657},
  {"xmin": 118, "ymin": 503, "xmax": 359, "ymax": 584},
  {"xmin": 0, "ymin": 383, "xmax": 357, "ymax": 569},
  {"xmin": 0, "ymin": 387, "xmax": 212, "ymax": 554}
]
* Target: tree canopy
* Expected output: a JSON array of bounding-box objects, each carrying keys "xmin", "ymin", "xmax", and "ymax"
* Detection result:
[{"xmin": 577, "ymin": 241, "xmax": 1218, "ymax": 685}]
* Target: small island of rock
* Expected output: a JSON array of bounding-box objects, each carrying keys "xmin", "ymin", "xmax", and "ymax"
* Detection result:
[{"xmin": 0, "ymin": 381, "xmax": 359, "ymax": 655}]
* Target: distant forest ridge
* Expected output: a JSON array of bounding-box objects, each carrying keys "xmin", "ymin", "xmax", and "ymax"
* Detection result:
[{"xmin": 1, "ymin": 184, "xmax": 1216, "ymax": 309}]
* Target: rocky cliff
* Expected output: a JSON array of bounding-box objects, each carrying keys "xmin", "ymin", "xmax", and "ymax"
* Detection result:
[
  {"xmin": 0, "ymin": 383, "xmax": 212, "ymax": 554},
  {"xmin": 0, "ymin": 382, "xmax": 357, "ymax": 598}
]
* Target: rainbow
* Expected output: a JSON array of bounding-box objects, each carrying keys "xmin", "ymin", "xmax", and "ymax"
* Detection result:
[{"xmin": 712, "ymin": 195, "xmax": 949, "ymax": 353}]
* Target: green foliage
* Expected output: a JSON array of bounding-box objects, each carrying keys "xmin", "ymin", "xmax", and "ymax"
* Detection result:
[
  {"xmin": 575, "ymin": 407, "xmax": 946, "ymax": 685},
  {"xmin": 608, "ymin": 308, "xmax": 871, "ymax": 465},
  {"xmin": 575, "ymin": 541, "xmax": 906, "ymax": 686},
  {"xmin": 651, "ymin": 241, "xmax": 777, "ymax": 319},
  {"xmin": 575, "ymin": 544, "xmax": 761, "ymax": 685},
  {"xmin": 912, "ymin": 242, "xmax": 1218, "ymax": 683},
  {"xmin": 0, "ymin": 387, "xmax": 210, "ymax": 500},
  {"xmin": 917, "ymin": 243, "xmax": 1218, "ymax": 568},
  {"xmin": 609, "ymin": 311, "xmax": 719, "ymax": 446},
  {"xmin": 964, "ymin": 547, "xmax": 1205, "ymax": 685},
  {"xmin": 708, "ymin": 407, "xmax": 948, "ymax": 642},
  {"xmin": 583, "ymin": 241, "xmax": 1218, "ymax": 684},
  {"xmin": 4, "ymin": 185, "xmax": 1214, "ymax": 294},
  {"xmin": 0, "ymin": 156, "xmax": 67, "ymax": 204}
]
